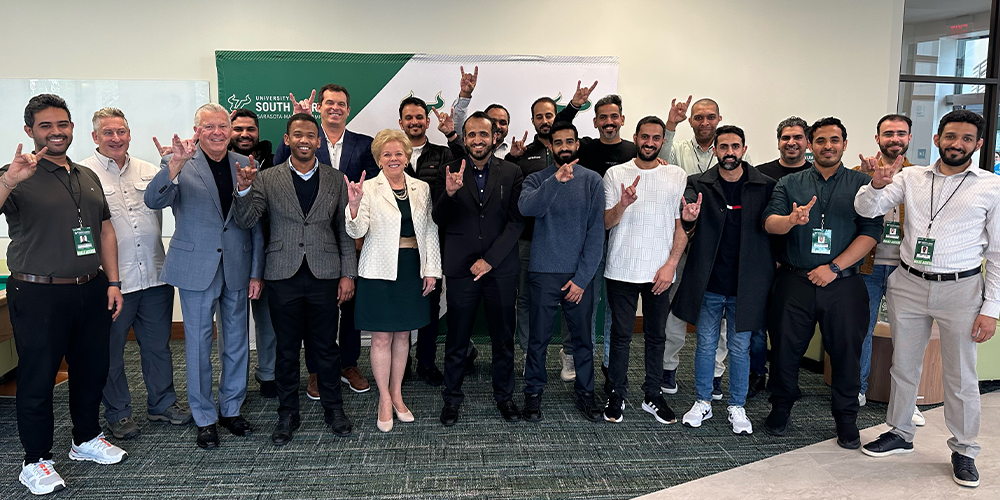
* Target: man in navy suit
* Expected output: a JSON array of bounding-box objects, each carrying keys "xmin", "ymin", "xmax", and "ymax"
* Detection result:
[{"xmin": 276, "ymin": 84, "xmax": 379, "ymax": 395}]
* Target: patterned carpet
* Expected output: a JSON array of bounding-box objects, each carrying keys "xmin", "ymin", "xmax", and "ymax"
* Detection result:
[{"xmin": 0, "ymin": 333, "xmax": 992, "ymax": 500}]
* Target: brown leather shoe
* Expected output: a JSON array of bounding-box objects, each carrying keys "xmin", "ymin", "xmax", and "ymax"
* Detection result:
[
  {"xmin": 340, "ymin": 366, "xmax": 370, "ymax": 393},
  {"xmin": 307, "ymin": 373, "xmax": 320, "ymax": 400}
]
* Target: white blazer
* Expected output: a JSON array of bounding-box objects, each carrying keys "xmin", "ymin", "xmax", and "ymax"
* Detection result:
[{"xmin": 345, "ymin": 172, "xmax": 443, "ymax": 281}]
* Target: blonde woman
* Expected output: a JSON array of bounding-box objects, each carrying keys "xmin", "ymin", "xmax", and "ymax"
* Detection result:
[{"xmin": 346, "ymin": 129, "xmax": 442, "ymax": 432}]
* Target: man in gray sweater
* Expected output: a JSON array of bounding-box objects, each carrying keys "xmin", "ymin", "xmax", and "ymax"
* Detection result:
[{"xmin": 518, "ymin": 121, "xmax": 605, "ymax": 422}]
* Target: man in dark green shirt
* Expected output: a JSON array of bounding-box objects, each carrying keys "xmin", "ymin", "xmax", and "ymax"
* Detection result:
[{"xmin": 761, "ymin": 117, "xmax": 882, "ymax": 450}]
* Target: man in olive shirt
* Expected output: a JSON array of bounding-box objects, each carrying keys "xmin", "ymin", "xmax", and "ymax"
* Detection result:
[
  {"xmin": 1, "ymin": 94, "xmax": 127, "ymax": 496},
  {"xmin": 761, "ymin": 117, "xmax": 882, "ymax": 449}
]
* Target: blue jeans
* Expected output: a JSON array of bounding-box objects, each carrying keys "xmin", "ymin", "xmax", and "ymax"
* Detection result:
[
  {"xmin": 695, "ymin": 292, "xmax": 750, "ymax": 406},
  {"xmin": 860, "ymin": 264, "xmax": 896, "ymax": 394},
  {"xmin": 750, "ymin": 329, "xmax": 767, "ymax": 375}
]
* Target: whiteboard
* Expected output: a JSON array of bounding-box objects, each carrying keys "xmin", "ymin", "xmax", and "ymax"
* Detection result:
[{"xmin": 0, "ymin": 78, "xmax": 211, "ymax": 238}]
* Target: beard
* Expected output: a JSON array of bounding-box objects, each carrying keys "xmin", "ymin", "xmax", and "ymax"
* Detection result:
[
  {"xmin": 719, "ymin": 154, "xmax": 740, "ymax": 170},
  {"xmin": 553, "ymin": 150, "xmax": 577, "ymax": 166},
  {"xmin": 637, "ymin": 146, "xmax": 661, "ymax": 162},
  {"xmin": 879, "ymin": 141, "xmax": 909, "ymax": 159},
  {"xmin": 468, "ymin": 142, "xmax": 493, "ymax": 161},
  {"xmin": 230, "ymin": 138, "xmax": 257, "ymax": 155},
  {"xmin": 938, "ymin": 145, "xmax": 975, "ymax": 167}
]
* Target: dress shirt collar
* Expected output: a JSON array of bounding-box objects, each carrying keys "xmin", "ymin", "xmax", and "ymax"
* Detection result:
[
  {"xmin": 930, "ymin": 159, "xmax": 990, "ymax": 178},
  {"xmin": 92, "ymin": 149, "xmax": 129, "ymax": 172},
  {"xmin": 288, "ymin": 158, "xmax": 320, "ymax": 181},
  {"xmin": 809, "ymin": 162, "xmax": 846, "ymax": 180}
]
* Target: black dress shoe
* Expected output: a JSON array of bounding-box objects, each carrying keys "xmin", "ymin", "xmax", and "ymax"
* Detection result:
[
  {"xmin": 763, "ymin": 408, "xmax": 790, "ymax": 436},
  {"xmin": 325, "ymin": 408, "xmax": 353, "ymax": 437},
  {"xmin": 255, "ymin": 372, "xmax": 278, "ymax": 399},
  {"xmin": 523, "ymin": 394, "xmax": 542, "ymax": 422},
  {"xmin": 836, "ymin": 422, "xmax": 861, "ymax": 450},
  {"xmin": 746, "ymin": 373, "xmax": 767, "ymax": 399},
  {"xmin": 218, "ymin": 415, "xmax": 253, "ymax": 437},
  {"xmin": 497, "ymin": 399, "xmax": 521, "ymax": 422},
  {"xmin": 271, "ymin": 415, "xmax": 301, "ymax": 446},
  {"xmin": 464, "ymin": 346, "xmax": 478, "ymax": 376},
  {"xmin": 417, "ymin": 364, "xmax": 445, "ymax": 386},
  {"xmin": 440, "ymin": 403, "xmax": 460, "ymax": 426},
  {"xmin": 196, "ymin": 424, "xmax": 219, "ymax": 449}
]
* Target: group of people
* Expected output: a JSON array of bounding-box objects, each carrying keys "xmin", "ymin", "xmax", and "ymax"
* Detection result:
[{"xmin": 1, "ymin": 65, "xmax": 996, "ymax": 496}]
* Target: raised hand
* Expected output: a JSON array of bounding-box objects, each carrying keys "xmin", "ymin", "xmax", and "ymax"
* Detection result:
[
  {"xmin": 620, "ymin": 175, "xmax": 640, "ymax": 208},
  {"xmin": 152, "ymin": 137, "xmax": 172, "ymax": 157},
  {"xmin": 510, "ymin": 132, "xmax": 528, "ymax": 158},
  {"xmin": 445, "ymin": 160, "xmax": 466, "ymax": 197},
  {"xmin": 236, "ymin": 154, "xmax": 258, "ymax": 191},
  {"xmin": 290, "ymin": 89, "xmax": 316, "ymax": 115},
  {"xmin": 347, "ymin": 170, "xmax": 367, "ymax": 214},
  {"xmin": 471, "ymin": 258, "xmax": 492, "ymax": 281},
  {"xmin": 561, "ymin": 280, "xmax": 584, "ymax": 304},
  {"xmin": 555, "ymin": 159, "xmax": 577, "ymax": 183},
  {"xmin": 459, "ymin": 65, "xmax": 478, "ymax": 98},
  {"xmin": 4, "ymin": 144, "xmax": 48, "ymax": 187},
  {"xmin": 857, "ymin": 151, "xmax": 880, "ymax": 173},
  {"xmin": 788, "ymin": 196, "xmax": 817, "ymax": 226},
  {"xmin": 571, "ymin": 80, "xmax": 599, "ymax": 108},
  {"xmin": 434, "ymin": 107, "xmax": 456, "ymax": 136},
  {"xmin": 667, "ymin": 95, "xmax": 693, "ymax": 125},
  {"xmin": 681, "ymin": 192, "xmax": 703, "ymax": 222},
  {"xmin": 871, "ymin": 153, "xmax": 905, "ymax": 189}
]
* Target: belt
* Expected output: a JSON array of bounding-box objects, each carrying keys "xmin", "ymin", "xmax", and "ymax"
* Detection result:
[
  {"xmin": 784, "ymin": 265, "xmax": 859, "ymax": 279},
  {"xmin": 901, "ymin": 261, "xmax": 981, "ymax": 282},
  {"xmin": 399, "ymin": 237, "xmax": 418, "ymax": 249},
  {"xmin": 11, "ymin": 271, "xmax": 101, "ymax": 285}
]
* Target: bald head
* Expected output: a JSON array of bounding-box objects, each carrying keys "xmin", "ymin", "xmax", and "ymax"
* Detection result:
[
  {"xmin": 692, "ymin": 98, "xmax": 719, "ymax": 115},
  {"xmin": 688, "ymin": 98, "xmax": 722, "ymax": 146}
]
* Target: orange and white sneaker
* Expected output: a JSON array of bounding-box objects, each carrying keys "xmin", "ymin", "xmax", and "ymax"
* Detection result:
[
  {"xmin": 68, "ymin": 433, "xmax": 128, "ymax": 464},
  {"xmin": 19, "ymin": 459, "xmax": 66, "ymax": 495}
]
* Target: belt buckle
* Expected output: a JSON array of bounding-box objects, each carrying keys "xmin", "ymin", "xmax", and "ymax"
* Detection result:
[{"xmin": 76, "ymin": 275, "xmax": 87, "ymax": 285}]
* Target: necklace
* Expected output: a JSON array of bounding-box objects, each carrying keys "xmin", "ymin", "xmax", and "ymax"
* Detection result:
[{"xmin": 392, "ymin": 182, "xmax": 408, "ymax": 201}]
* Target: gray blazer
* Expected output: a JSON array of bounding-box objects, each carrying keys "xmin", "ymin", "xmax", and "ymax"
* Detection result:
[
  {"xmin": 145, "ymin": 148, "xmax": 264, "ymax": 292},
  {"xmin": 234, "ymin": 160, "xmax": 357, "ymax": 281}
]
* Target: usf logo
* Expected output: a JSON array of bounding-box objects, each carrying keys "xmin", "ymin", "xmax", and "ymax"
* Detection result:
[
  {"xmin": 553, "ymin": 93, "xmax": 591, "ymax": 113},
  {"xmin": 401, "ymin": 91, "xmax": 446, "ymax": 113},
  {"xmin": 228, "ymin": 94, "xmax": 251, "ymax": 111}
]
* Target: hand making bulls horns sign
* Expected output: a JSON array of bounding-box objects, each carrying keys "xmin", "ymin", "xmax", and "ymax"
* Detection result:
[
  {"xmin": 788, "ymin": 196, "xmax": 817, "ymax": 226},
  {"xmin": 236, "ymin": 155, "xmax": 258, "ymax": 191},
  {"xmin": 571, "ymin": 80, "xmax": 598, "ymax": 108},
  {"xmin": 445, "ymin": 160, "xmax": 465, "ymax": 197},
  {"xmin": 3, "ymin": 144, "xmax": 49, "ymax": 188},
  {"xmin": 166, "ymin": 129, "xmax": 200, "ymax": 180},
  {"xmin": 866, "ymin": 152, "xmax": 905, "ymax": 189},
  {"xmin": 434, "ymin": 107, "xmax": 456, "ymax": 137},
  {"xmin": 555, "ymin": 159, "xmax": 577, "ymax": 183},
  {"xmin": 459, "ymin": 65, "xmax": 478, "ymax": 98},
  {"xmin": 681, "ymin": 193, "xmax": 703, "ymax": 222},
  {"xmin": 668, "ymin": 95, "xmax": 693, "ymax": 125},
  {"xmin": 347, "ymin": 170, "xmax": 367, "ymax": 218},
  {"xmin": 510, "ymin": 131, "xmax": 528, "ymax": 158},
  {"xmin": 290, "ymin": 89, "xmax": 316, "ymax": 115},
  {"xmin": 620, "ymin": 175, "xmax": 640, "ymax": 208}
]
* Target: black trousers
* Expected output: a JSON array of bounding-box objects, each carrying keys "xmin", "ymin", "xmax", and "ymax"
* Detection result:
[
  {"xmin": 441, "ymin": 275, "xmax": 517, "ymax": 405},
  {"xmin": 767, "ymin": 269, "xmax": 868, "ymax": 426},
  {"xmin": 267, "ymin": 261, "xmax": 344, "ymax": 417},
  {"xmin": 415, "ymin": 282, "xmax": 442, "ymax": 368},
  {"xmin": 524, "ymin": 272, "xmax": 595, "ymax": 396},
  {"xmin": 8, "ymin": 273, "xmax": 112, "ymax": 463},
  {"xmin": 304, "ymin": 283, "xmax": 359, "ymax": 375},
  {"xmin": 607, "ymin": 279, "xmax": 671, "ymax": 399}
]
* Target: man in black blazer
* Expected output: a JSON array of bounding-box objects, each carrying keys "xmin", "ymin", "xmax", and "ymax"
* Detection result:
[
  {"xmin": 433, "ymin": 112, "xmax": 525, "ymax": 426},
  {"xmin": 276, "ymin": 84, "xmax": 380, "ymax": 395}
]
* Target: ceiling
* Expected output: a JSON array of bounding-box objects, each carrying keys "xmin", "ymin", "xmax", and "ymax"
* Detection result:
[{"xmin": 904, "ymin": 0, "xmax": 991, "ymax": 24}]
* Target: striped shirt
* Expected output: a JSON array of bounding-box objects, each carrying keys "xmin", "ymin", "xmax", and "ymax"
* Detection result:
[{"xmin": 854, "ymin": 161, "xmax": 1000, "ymax": 318}]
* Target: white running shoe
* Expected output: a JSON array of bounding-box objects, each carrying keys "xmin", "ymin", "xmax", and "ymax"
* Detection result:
[
  {"xmin": 19, "ymin": 460, "xmax": 66, "ymax": 495},
  {"xmin": 912, "ymin": 407, "xmax": 925, "ymax": 427},
  {"xmin": 682, "ymin": 400, "xmax": 713, "ymax": 428},
  {"xmin": 858, "ymin": 393, "xmax": 867, "ymax": 407},
  {"xmin": 68, "ymin": 433, "xmax": 128, "ymax": 464},
  {"xmin": 559, "ymin": 348, "xmax": 576, "ymax": 382},
  {"xmin": 728, "ymin": 405, "xmax": 753, "ymax": 435}
]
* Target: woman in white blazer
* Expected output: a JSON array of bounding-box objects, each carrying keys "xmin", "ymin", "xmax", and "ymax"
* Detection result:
[{"xmin": 345, "ymin": 129, "xmax": 442, "ymax": 432}]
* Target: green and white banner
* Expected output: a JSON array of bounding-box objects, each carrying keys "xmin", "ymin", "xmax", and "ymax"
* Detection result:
[{"xmin": 216, "ymin": 51, "xmax": 619, "ymax": 146}]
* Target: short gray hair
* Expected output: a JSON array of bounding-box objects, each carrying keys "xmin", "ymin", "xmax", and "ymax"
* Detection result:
[
  {"xmin": 92, "ymin": 107, "xmax": 129, "ymax": 132},
  {"xmin": 194, "ymin": 103, "xmax": 231, "ymax": 127}
]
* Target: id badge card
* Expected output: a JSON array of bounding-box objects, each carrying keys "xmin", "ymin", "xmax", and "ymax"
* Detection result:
[
  {"xmin": 913, "ymin": 237, "xmax": 935, "ymax": 265},
  {"xmin": 811, "ymin": 228, "xmax": 832, "ymax": 255},
  {"xmin": 881, "ymin": 221, "xmax": 902, "ymax": 245},
  {"xmin": 73, "ymin": 226, "xmax": 96, "ymax": 256}
]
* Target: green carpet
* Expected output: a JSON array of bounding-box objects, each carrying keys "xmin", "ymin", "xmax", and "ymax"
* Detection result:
[{"xmin": 0, "ymin": 334, "xmax": 994, "ymax": 499}]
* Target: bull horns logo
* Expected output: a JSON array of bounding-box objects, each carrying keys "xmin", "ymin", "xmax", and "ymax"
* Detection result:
[
  {"xmin": 401, "ymin": 91, "xmax": 445, "ymax": 113},
  {"xmin": 228, "ymin": 94, "xmax": 251, "ymax": 112},
  {"xmin": 553, "ymin": 93, "xmax": 591, "ymax": 113}
]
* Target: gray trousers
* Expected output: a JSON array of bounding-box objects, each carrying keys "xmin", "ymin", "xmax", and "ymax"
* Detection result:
[
  {"xmin": 663, "ymin": 252, "xmax": 727, "ymax": 376},
  {"xmin": 251, "ymin": 286, "xmax": 277, "ymax": 381},
  {"xmin": 886, "ymin": 269, "xmax": 982, "ymax": 459}
]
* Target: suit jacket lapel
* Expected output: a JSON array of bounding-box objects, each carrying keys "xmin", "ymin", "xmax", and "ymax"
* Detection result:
[
  {"xmin": 277, "ymin": 161, "xmax": 306, "ymax": 221},
  {"xmin": 309, "ymin": 166, "xmax": 333, "ymax": 222},
  {"xmin": 375, "ymin": 175, "xmax": 400, "ymax": 213},
  {"xmin": 340, "ymin": 130, "xmax": 355, "ymax": 174},
  {"xmin": 481, "ymin": 158, "xmax": 499, "ymax": 206},
  {"xmin": 193, "ymin": 148, "xmax": 224, "ymax": 219},
  {"xmin": 225, "ymin": 154, "xmax": 241, "ymax": 224}
]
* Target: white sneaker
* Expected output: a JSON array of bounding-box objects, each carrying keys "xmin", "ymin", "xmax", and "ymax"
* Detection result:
[
  {"xmin": 858, "ymin": 393, "xmax": 867, "ymax": 407},
  {"xmin": 559, "ymin": 348, "xmax": 576, "ymax": 382},
  {"xmin": 682, "ymin": 400, "xmax": 713, "ymax": 428},
  {"xmin": 912, "ymin": 407, "xmax": 925, "ymax": 427},
  {"xmin": 68, "ymin": 433, "xmax": 128, "ymax": 464},
  {"xmin": 728, "ymin": 405, "xmax": 753, "ymax": 435},
  {"xmin": 19, "ymin": 460, "xmax": 66, "ymax": 495}
]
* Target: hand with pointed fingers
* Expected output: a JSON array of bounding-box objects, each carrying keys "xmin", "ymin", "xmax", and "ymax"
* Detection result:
[
  {"xmin": 620, "ymin": 175, "xmax": 640, "ymax": 208},
  {"xmin": 788, "ymin": 196, "xmax": 817, "ymax": 226},
  {"xmin": 510, "ymin": 131, "xmax": 528, "ymax": 158},
  {"xmin": 445, "ymin": 160, "xmax": 465, "ymax": 197},
  {"xmin": 681, "ymin": 193, "xmax": 703, "ymax": 222},
  {"xmin": 152, "ymin": 137, "xmax": 172, "ymax": 157},
  {"xmin": 434, "ymin": 107, "xmax": 456, "ymax": 136},
  {"xmin": 667, "ymin": 95, "xmax": 693, "ymax": 125},
  {"xmin": 290, "ymin": 89, "xmax": 316, "ymax": 115},
  {"xmin": 236, "ymin": 154, "xmax": 258, "ymax": 191},
  {"xmin": 571, "ymin": 80, "xmax": 598, "ymax": 108},
  {"xmin": 459, "ymin": 66, "xmax": 478, "ymax": 98},
  {"xmin": 555, "ymin": 159, "xmax": 577, "ymax": 183},
  {"xmin": 870, "ymin": 153, "xmax": 905, "ymax": 189},
  {"xmin": 347, "ymin": 170, "xmax": 367, "ymax": 214},
  {"xmin": 5, "ymin": 143, "xmax": 48, "ymax": 186}
]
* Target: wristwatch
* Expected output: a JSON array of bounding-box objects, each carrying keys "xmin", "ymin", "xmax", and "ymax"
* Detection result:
[
  {"xmin": 108, "ymin": 281, "xmax": 122, "ymax": 288},
  {"xmin": 828, "ymin": 262, "xmax": 841, "ymax": 276}
]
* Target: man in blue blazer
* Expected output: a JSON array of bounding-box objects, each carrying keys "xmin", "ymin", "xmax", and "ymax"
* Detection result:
[
  {"xmin": 145, "ymin": 103, "xmax": 264, "ymax": 449},
  {"xmin": 277, "ymin": 84, "xmax": 379, "ymax": 395}
]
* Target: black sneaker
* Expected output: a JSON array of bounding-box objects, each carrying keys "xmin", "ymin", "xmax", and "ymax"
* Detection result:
[
  {"xmin": 440, "ymin": 403, "xmax": 460, "ymax": 427},
  {"xmin": 862, "ymin": 431, "xmax": 913, "ymax": 457},
  {"xmin": 661, "ymin": 369, "xmax": 678, "ymax": 395},
  {"xmin": 951, "ymin": 452, "xmax": 979, "ymax": 488},
  {"xmin": 523, "ymin": 393, "xmax": 542, "ymax": 422},
  {"xmin": 601, "ymin": 365, "xmax": 612, "ymax": 396},
  {"xmin": 836, "ymin": 422, "xmax": 861, "ymax": 450},
  {"xmin": 746, "ymin": 372, "xmax": 766, "ymax": 399},
  {"xmin": 712, "ymin": 376, "xmax": 723, "ymax": 400},
  {"xmin": 763, "ymin": 408, "xmax": 790, "ymax": 436},
  {"xmin": 575, "ymin": 392, "xmax": 602, "ymax": 422},
  {"xmin": 641, "ymin": 394, "xmax": 676, "ymax": 424},
  {"xmin": 604, "ymin": 391, "xmax": 625, "ymax": 423},
  {"xmin": 417, "ymin": 364, "xmax": 445, "ymax": 387},
  {"xmin": 497, "ymin": 399, "xmax": 521, "ymax": 422}
]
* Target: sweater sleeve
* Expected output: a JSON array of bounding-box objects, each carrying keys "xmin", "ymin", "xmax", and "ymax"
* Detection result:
[
  {"xmin": 572, "ymin": 176, "xmax": 607, "ymax": 288},
  {"xmin": 518, "ymin": 170, "xmax": 563, "ymax": 217}
]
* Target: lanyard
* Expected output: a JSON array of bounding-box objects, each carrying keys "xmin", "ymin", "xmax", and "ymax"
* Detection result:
[
  {"xmin": 52, "ymin": 167, "xmax": 84, "ymax": 227},
  {"xmin": 692, "ymin": 139, "xmax": 714, "ymax": 173},
  {"xmin": 927, "ymin": 170, "xmax": 971, "ymax": 236},
  {"xmin": 810, "ymin": 169, "xmax": 842, "ymax": 229}
]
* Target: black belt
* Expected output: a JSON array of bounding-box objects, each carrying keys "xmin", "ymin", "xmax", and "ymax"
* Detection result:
[
  {"xmin": 10, "ymin": 271, "xmax": 101, "ymax": 285},
  {"xmin": 901, "ymin": 261, "xmax": 981, "ymax": 282},
  {"xmin": 784, "ymin": 265, "xmax": 859, "ymax": 279}
]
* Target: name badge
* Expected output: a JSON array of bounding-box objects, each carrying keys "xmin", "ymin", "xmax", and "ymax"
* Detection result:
[
  {"xmin": 881, "ymin": 221, "xmax": 902, "ymax": 245},
  {"xmin": 73, "ymin": 226, "xmax": 96, "ymax": 256},
  {"xmin": 913, "ymin": 237, "xmax": 935, "ymax": 265},
  {"xmin": 811, "ymin": 228, "xmax": 832, "ymax": 255}
]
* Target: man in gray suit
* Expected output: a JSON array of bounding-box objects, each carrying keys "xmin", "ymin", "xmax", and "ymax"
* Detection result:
[
  {"xmin": 144, "ymin": 103, "xmax": 264, "ymax": 449},
  {"xmin": 234, "ymin": 113, "xmax": 357, "ymax": 444}
]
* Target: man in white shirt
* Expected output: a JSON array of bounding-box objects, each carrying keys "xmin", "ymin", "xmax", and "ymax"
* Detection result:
[
  {"xmin": 855, "ymin": 110, "xmax": 998, "ymax": 489},
  {"xmin": 80, "ymin": 108, "xmax": 192, "ymax": 440},
  {"xmin": 450, "ymin": 66, "xmax": 513, "ymax": 159},
  {"xmin": 602, "ymin": 116, "xmax": 687, "ymax": 425}
]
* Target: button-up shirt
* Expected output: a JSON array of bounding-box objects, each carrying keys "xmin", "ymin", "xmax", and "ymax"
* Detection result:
[
  {"xmin": 1, "ymin": 156, "xmax": 111, "ymax": 277},
  {"xmin": 327, "ymin": 134, "xmax": 343, "ymax": 172},
  {"xmin": 472, "ymin": 157, "xmax": 491, "ymax": 202},
  {"xmin": 658, "ymin": 129, "xmax": 753, "ymax": 175},
  {"xmin": 855, "ymin": 161, "xmax": 1000, "ymax": 318},
  {"xmin": 763, "ymin": 163, "xmax": 883, "ymax": 270},
  {"xmin": 81, "ymin": 151, "xmax": 165, "ymax": 293},
  {"xmin": 452, "ymin": 96, "xmax": 510, "ymax": 159},
  {"xmin": 237, "ymin": 158, "xmax": 318, "ymax": 198}
]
